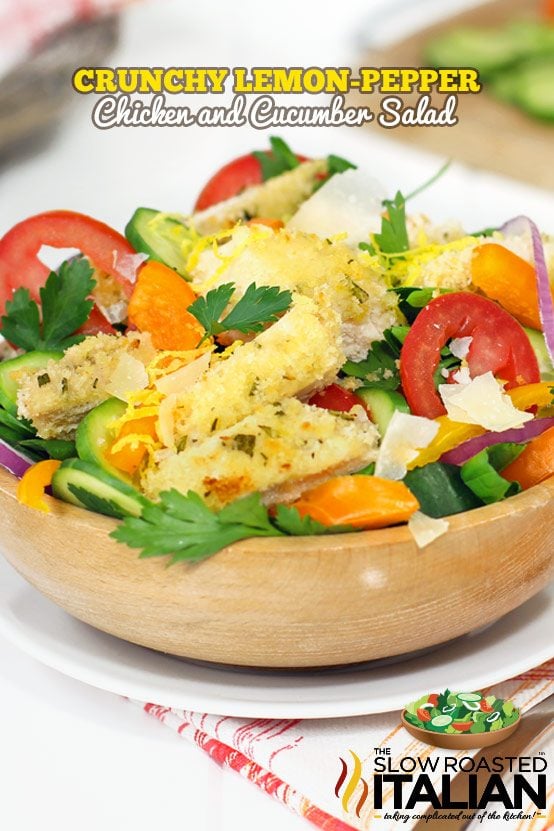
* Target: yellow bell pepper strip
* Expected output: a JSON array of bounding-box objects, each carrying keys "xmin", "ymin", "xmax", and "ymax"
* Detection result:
[
  {"xmin": 471, "ymin": 243, "xmax": 546, "ymax": 330},
  {"xmin": 407, "ymin": 417, "xmax": 484, "ymax": 469},
  {"xmin": 292, "ymin": 475, "xmax": 419, "ymax": 529},
  {"xmin": 508, "ymin": 381, "xmax": 554, "ymax": 411},
  {"xmin": 16, "ymin": 459, "xmax": 62, "ymax": 513},
  {"xmin": 502, "ymin": 425, "xmax": 554, "ymax": 490},
  {"xmin": 408, "ymin": 382, "xmax": 554, "ymax": 470}
]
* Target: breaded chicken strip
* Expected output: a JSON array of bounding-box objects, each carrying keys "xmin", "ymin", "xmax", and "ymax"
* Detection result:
[
  {"xmin": 17, "ymin": 332, "xmax": 155, "ymax": 440},
  {"xmin": 172, "ymin": 294, "xmax": 344, "ymax": 444},
  {"xmin": 191, "ymin": 160, "xmax": 327, "ymax": 235},
  {"xmin": 190, "ymin": 228, "xmax": 399, "ymax": 361},
  {"xmin": 143, "ymin": 398, "xmax": 377, "ymax": 509}
]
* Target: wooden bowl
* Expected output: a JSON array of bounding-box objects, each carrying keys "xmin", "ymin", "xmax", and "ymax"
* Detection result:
[
  {"xmin": 401, "ymin": 711, "xmax": 521, "ymax": 749},
  {"xmin": 0, "ymin": 466, "xmax": 552, "ymax": 668}
]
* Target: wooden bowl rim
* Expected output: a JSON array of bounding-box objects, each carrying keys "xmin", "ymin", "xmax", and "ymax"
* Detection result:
[
  {"xmin": 2, "ymin": 465, "xmax": 554, "ymax": 555},
  {"xmin": 400, "ymin": 710, "xmax": 521, "ymax": 748}
]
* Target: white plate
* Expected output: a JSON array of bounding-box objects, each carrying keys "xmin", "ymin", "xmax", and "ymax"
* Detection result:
[{"xmin": 0, "ymin": 557, "xmax": 551, "ymax": 718}]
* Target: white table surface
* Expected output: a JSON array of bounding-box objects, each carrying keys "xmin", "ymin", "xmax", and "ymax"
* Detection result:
[{"xmin": 1, "ymin": 1, "xmax": 552, "ymax": 829}]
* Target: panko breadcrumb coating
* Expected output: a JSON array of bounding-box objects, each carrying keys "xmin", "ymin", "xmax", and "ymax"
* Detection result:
[
  {"xmin": 192, "ymin": 159, "xmax": 328, "ymax": 234},
  {"xmin": 143, "ymin": 398, "xmax": 378, "ymax": 509},
  {"xmin": 190, "ymin": 227, "xmax": 399, "ymax": 361},
  {"xmin": 17, "ymin": 332, "xmax": 155, "ymax": 440},
  {"xmin": 171, "ymin": 293, "xmax": 344, "ymax": 444}
]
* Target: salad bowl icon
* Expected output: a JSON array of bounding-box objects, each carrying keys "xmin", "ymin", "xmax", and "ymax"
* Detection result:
[{"xmin": 402, "ymin": 689, "xmax": 521, "ymax": 749}]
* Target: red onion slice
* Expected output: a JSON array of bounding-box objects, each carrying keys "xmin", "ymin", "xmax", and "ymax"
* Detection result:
[
  {"xmin": 441, "ymin": 417, "xmax": 554, "ymax": 466},
  {"xmin": 500, "ymin": 216, "xmax": 554, "ymax": 363},
  {"xmin": 0, "ymin": 439, "xmax": 34, "ymax": 478}
]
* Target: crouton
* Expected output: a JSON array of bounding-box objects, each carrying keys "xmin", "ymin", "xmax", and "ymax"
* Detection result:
[
  {"xmin": 142, "ymin": 398, "xmax": 378, "ymax": 509},
  {"xmin": 172, "ymin": 293, "xmax": 344, "ymax": 443},
  {"xmin": 190, "ymin": 227, "xmax": 399, "ymax": 361},
  {"xmin": 17, "ymin": 332, "xmax": 155, "ymax": 440},
  {"xmin": 191, "ymin": 159, "xmax": 327, "ymax": 234}
]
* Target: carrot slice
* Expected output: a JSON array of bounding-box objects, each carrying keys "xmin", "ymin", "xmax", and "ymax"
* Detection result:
[
  {"xmin": 502, "ymin": 425, "xmax": 554, "ymax": 490},
  {"xmin": 128, "ymin": 261, "xmax": 203, "ymax": 350},
  {"xmin": 471, "ymin": 243, "xmax": 544, "ymax": 330},
  {"xmin": 17, "ymin": 459, "xmax": 61, "ymax": 513},
  {"xmin": 292, "ymin": 475, "xmax": 419, "ymax": 529}
]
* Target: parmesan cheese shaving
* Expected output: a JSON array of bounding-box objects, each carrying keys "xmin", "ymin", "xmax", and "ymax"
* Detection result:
[
  {"xmin": 105, "ymin": 353, "xmax": 149, "ymax": 401},
  {"xmin": 157, "ymin": 394, "xmax": 178, "ymax": 448},
  {"xmin": 449, "ymin": 336, "xmax": 472, "ymax": 359},
  {"xmin": 375, "ymin": 411, "xmax": 439, "ymax": 480},
  {"xmin": 408, "ymin": 512, "xmax": 449, "ymax": 548},
  {"xmin": 287, "ymin": 168, "xmax": 384, "ymax": 247},
  {"xmin": 155, "ymin": 351, "xmax": 211, "ymax": 395},
  {"xmin": 438, "ymin": 371, "xmax": 533, "ymax": 432}
]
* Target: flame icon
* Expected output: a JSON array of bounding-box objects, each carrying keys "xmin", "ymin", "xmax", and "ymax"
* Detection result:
[{"xmin": 334, "ymin": 750, "xmax": 369, "ymax": 817}]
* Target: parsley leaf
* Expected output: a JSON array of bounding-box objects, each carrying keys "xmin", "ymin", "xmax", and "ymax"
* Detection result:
[
  {"xmin": 0, "ymin": 289, "xmax": 41, "ymax": 352},
  {"xmin": 341, "ymin": 339, "xmax": 400, "ymax": 390},
  {"xmin": 373, "ymin": 191, "xmax": 409, "ymax": 256},
  {"xmin": 39, "ymin": 258, "xmax": 96, "ymax": 349},
  {"xmin": 391, "ymin": 286, "xmax": 451, "ymax": 323},
  {"xmin": 188, "ymin": 282, "xmax": 292, "ymax": 345},
  {"xmin": 187, "ymin": 283, "xmax": 235, "ymax": 340},
  {"xmin": 112, "ymin": 489, "xmax": 357, "ymax": 564},
  {"xmin": 0, "ymin": 257, "xmax": 96, "ymax": 352},
  {"xmin": 253, "ymin": 136, "xmax": 300, "ymax": 181}
]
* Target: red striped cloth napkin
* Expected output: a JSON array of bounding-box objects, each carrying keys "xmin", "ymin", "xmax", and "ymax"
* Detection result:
[
  {"xmin": 136, "ymin": 660, "xmax": 554, "ymax": 831},
  {"xmin": 0, "ymin": 0, "xmax": 131, "ymax": 76}
]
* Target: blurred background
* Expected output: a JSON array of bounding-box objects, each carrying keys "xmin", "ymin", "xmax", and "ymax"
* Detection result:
[{"xmin": 0, "ymin": 0, "xmax": 552, "ymax": 239}]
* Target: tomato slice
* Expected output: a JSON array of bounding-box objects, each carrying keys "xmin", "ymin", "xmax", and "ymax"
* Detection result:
[
  {"xmin": 399, "ymin": 293, "xmax": 540, "ymax": 419},
  {"xmin": 194, "ymin": 151, "xmax": 309, "ymax": 211},
  {"xmin": 0, "ymin": 211, "xmax": 139, "ymax": 325},
  {"xmin": 309, "ymin": 383, "xmax": 367, "ymax": 414},
  {"xmin": 452, "ymin": 722, "xmax": 473, "ymax": 732},
  {"xmin": 416, "ymin": 707, "xmax": 432, "ymax": 722}
]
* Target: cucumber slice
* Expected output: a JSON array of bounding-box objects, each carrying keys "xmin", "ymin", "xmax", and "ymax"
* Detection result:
[
  {"xmin": 356, "ymin": 388, "xmax": 409, "ymax": 437},
  {"xmin": 0, "ymin": 351, "xmax": 63, "ymax": 415},
  {"xmin": 431, "ymin": 714, "xmax": 453, "ymax": 728},
  {"xmin": 492, "ymin": 58, "xmax": 554, "ymax": 122},
  {"xmin": 125, "ymin": 208, "xmax": 195, "ymax": 277},
  {"xmin": 457, "ymin": 692, "xmax": 482, "ymax": 702},
  {"xmin": 52, "ymin": 458, "xmax": 147, "ymax": 519},
  {"xmin": 76, "ymin": 397, "xmax": 130, "ymax": 482},
  {"xmin": 462, "ymin": 701, "xmax": 481, "ymax": 712},
  {"xmin": 425, "ymin": 28, "xmax": 527, "ymax": 76},
  {"xmin": 524, "ymin": 328, "xmax": 554, "ymax": 380},
  {"xmin": 404, "ymin": 462, "xmax": 481, "ymax": 518}
]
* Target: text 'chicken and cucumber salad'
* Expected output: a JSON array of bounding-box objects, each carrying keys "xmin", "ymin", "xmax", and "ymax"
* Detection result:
[{"xmin": 1, "ymin": 137, "xmax": 554, "ymax": 563}]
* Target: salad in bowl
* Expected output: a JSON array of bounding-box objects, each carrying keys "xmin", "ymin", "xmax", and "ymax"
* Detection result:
[{"xmin": 1, "ymin": 137, "xmax": 554, "ymax": 565}]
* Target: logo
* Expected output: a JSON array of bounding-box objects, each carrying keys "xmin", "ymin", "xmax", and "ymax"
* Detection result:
[
  {"xmin": 333, "ymin": 689, "xmax": 548, "ymax": 822},
  {"xmin": 335, "ymin": 750, "xmax": 369, "ymax": 818}
]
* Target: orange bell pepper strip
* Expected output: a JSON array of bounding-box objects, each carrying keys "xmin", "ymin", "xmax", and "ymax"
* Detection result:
[
  {"xmin": 246, "ymin": 218, "xmax": 284, "ymax": 231},
  {"xmin": 291, "ymin": 475, "xmax": 419, "ymax": 529},
  {"xmin": 471, "ymin": 243, "xmax": 545, "ymax": 330},
  {"xmin": 502, "ymin": 426, "xmax": 554, "ymax": 490},
  {"xmin": 107, "ymin": 415, "xmax": 158, "ymax": 475},
  {"xmin": 128, "ymin": 261, "xmax": 203, "ymax": 350},
  {"xmin": 17, "ymin": 459, "xmax": 62, "ymax": 513}
]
